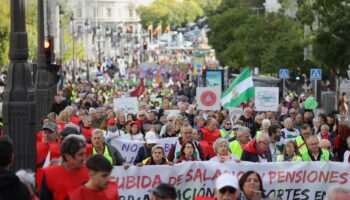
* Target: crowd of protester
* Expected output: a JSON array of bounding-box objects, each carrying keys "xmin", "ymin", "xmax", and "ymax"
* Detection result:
[{"xmin": 1, "ymin": 72, "xmax": 350, "ymax": 200}]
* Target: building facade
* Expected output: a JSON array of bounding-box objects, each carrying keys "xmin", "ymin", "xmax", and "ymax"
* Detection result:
[{"xmin": 68, "ymin": 0, "xmax": 154, "ymax": 59}]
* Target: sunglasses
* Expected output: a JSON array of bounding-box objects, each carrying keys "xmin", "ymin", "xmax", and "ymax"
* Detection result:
[{"xmin": 219, "ymin": 186, "xmax": 236, "ymax": 194}]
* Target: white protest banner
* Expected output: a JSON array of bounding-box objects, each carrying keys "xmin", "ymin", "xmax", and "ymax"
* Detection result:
[
  {"xmin": 164, "ymin": 110, "xmax": 180, "ymax": 117},
  {"xmin": 110, "ymin": 137, "xmax": 178, "ymax": 164},
  {"xmin": 113, "ymin": 97, "xmax": 139, "ymax": 114},
  {"xmin": 196, "ymin": 87, "xmax": 221, "ymax": 111},
  {"xmin": 228, "ymin": 107, "xmax": 243, "ymax": 122},
  {"xmin": 157, "ymin": 137, "xmax": 178, "ymax": 156},
  {"xmin": 110, "ymin": 139, "xmax": 143, "ymax": 164},
  {"xmin": 112, "ymin": 161, "xmax": 350, "ymax": 200},
  {"xmin": 255, "ymin": 87, "xmax": 279, "ymax": 112}
]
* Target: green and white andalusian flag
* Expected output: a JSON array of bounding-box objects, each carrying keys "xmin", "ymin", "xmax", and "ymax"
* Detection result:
[{"xmin": 221, "ymin": 68, "xmax": 255, "ymax": 108}]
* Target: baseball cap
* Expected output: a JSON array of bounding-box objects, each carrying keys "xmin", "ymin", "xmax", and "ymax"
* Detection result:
[
  {"xmin": 107, "ymin": 118, "xmax": 117, "ymax": 125},
  {"xmin": 42, "ymin": 122, "xmax": 57, "ymax": 132},
  {"xmin": 152, "ymin": 183, "xmax": 177, "ymax": 199},
  {"xmin": 215, "ymin": 173, "xmax": 238, "ymax": 191},
  {"xmin": 145, "ymin": 131, "xmax": 158, "ymax": 144}
]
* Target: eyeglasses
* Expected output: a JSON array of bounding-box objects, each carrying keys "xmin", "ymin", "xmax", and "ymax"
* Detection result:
[
  {"xmin": 290, "ymin": 112, "xmax": 296, "ymax": 114},
  {"xmin": 226, "ymin": 123, "xmax": 232, "ymax": 126},
  {"xmin": 323, "ymin": 146, "xmax": 331, "ymax": 150},
  {"xmin": 219, "ymin": 186, "xmax": 236, "ymax": 194}
]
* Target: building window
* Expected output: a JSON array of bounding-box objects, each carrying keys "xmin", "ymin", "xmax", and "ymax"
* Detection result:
[
  {"xmin": 93, "ymin": 8, "xmax": 97, "ymax": 18},
  {"xmin": 107, "ymin": 8, "xmax": 112, "ymax": 18},
  {"xmin": 129, "ymin": 8, "xmax": 133, "ymax": 18},
  {"xmin": 77, "ymin": 9, "xmax": 82, "ymax": 18}
]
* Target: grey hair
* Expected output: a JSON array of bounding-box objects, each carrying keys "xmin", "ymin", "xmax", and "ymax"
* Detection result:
[
  {"xmin": 326, "ymin": 185, "xmax": 350, "ymax": 200},
  {"xmin": 92, "ymin": 129, "xmax": 104, "ymax": 136},
  {"xmin": 237, "ymin": 126, "xmax": 250, "ymax": 137},
  {"xmin": 194, "ymin": 116, "xmax": 204, "ymax": 124},
  {"xmin": 256, "ymin": 133, "xmax": 269, "ymax": 143},
  {"xmin": 212, "ymin": 138, "xmax": 229, "ymax": 154},
  {"xmin": 220, "ymin": 119, "xmax": 231, "ymax": 129},
  {"xmin": 262, "ymin": 119, "xmax": 271, "ymax": 127},
  {"xmin": 284, "ymin": 117, "xmax": 293, "ymax": 124},
  {"xmin": 320, "ymin": 124, "xmax": 329, "ymax": 131},
  {"xmin": 167, "ymin": 113, "xmax": 176, "ymax": 121},
  {"xmin": 166, "ymin": 123, "xmax": 175, "ymax": 132}
]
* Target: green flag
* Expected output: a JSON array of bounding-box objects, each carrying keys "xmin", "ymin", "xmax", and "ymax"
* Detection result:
[
  {"xmin": 304, "ymin": 96, "xmax": 318, "ymax": 109},
  {"xmin": 220, "ymin": 68, "xmax": 255, "ymax": 108}
]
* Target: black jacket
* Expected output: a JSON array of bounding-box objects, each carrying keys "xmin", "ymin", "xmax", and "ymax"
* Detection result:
[
  {"xmin": 134, "ymin": 145, "xmax": 152, "ymax": 165},
  {"xmin": 0, "ymin": 169, "xmax": 31, "ymax": 200},
  {"xmin": 106, "ymin": 143, "xmax": 126, "ymax": 166}
]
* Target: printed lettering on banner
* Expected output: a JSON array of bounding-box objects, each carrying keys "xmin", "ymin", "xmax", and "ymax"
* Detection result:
[
  {"xmin": 110, "ymin": 137, "xmax": 178, "ymax": 164},
  {"xmin": 113, "ymin": 97, "xmax": 139, "ymax": 114},
  {"xmin": 112, "ymin": 161, "xmax": 350, "ymax": 199}
]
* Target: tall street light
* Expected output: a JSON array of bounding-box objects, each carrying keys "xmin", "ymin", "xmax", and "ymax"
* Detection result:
[
  {"xmin": 59, "ymin": 6, "xmax": 65, "ymax": 90},
  {"xmin": 3, "ymin": 0, "xmax": 36, "ymax": 171},
  {"xmin": 70, "ymin": 15, "xmax": 76, "ymax": 82},
  {"xmin": 97, "ymin": 24, "xmax": 102, "ymax": 69},
  {"xmin": 85, "ymin": 19, "xmax": 91, "ymax": 82},
  {"xmin": 34, "ymin": 0, "xmax": 51, "ymax": 133}
]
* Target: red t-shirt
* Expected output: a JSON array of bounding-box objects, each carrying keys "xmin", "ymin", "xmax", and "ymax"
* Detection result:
[{"xmin": 68, "ymin": 183, "xmax": 119, "ymax": 200}]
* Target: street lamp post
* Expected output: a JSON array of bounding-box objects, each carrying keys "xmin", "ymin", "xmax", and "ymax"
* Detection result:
[
  {"xmin": 97, "ymin": 24, "xmax": 102, "ymax": 68},
  {"xmin": 3, "ymin": 0, "xmax": 36, "ymax": 171},
  {"xmin": 85, "ymin": 20, "xmax": 90, "ymax": 83},
  {"xmin": 70, "ymin": 15, "xmax": 76, "ymax": 82},
  {"xmin": 59, "ymin": 6, "xmax": 64, "ymax": 90}
]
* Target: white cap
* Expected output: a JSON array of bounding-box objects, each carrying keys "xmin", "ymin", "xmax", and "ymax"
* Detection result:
[
  {"xmin": 145, "ymin": 131, "xmax": 158, "ymax": 144},
  {"xmin": 215, "ymin": 173, "xmax": 239, "ymax": 190}
]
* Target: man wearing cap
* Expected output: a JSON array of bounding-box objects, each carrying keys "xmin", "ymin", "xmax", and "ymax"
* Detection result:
[
  {"xmin": 195, "ymin": 173, "xmax": 239, "ymax": 200},
  {"xmin": 215, "ymin": 173, "xmax": 239, "ymax": 200},
  {"xmin": 36, "ymin": 122, "xmax": 61, "ymax": 169},
  {"xmin": 134, "ymin": 131, "xmax": 159, "ymax": 165},
  {"xmin": 105, "ymin": 118, "xmax": 127, "ymax": 143},
  {"xmin": 151, "ymin": 183, "xmax": 177, "ymax": 200},
  {"xmin": 167, "ymin": 124, "xmax": 205, "ymax": 162}
]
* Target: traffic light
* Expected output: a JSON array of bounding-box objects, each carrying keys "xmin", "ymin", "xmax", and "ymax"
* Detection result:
[
  {"xmin": 143, "ymin": 41, "xmax": 148, "ymax": 50},
  {"xmin": 97, "ymin": 63, "xmax": 101, "ymax": 71},
  {"xmin": 44, "ymin": 37, "xmax": 54, "ymax": 63}
]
